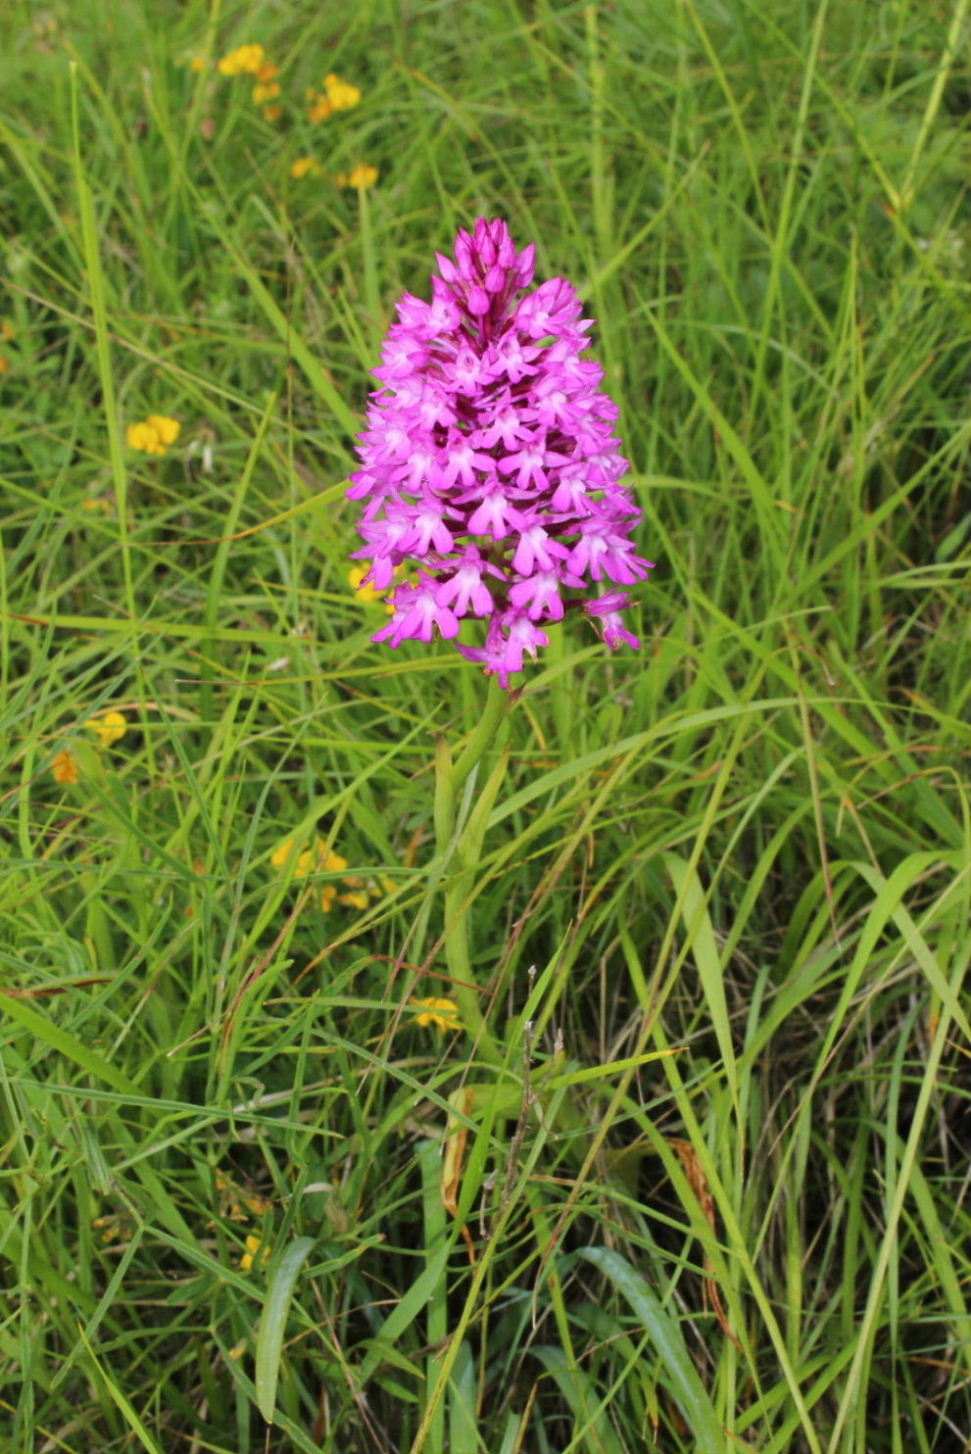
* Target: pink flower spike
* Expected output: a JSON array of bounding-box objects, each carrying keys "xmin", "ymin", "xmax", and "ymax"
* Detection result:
[
  {"xmin": 459, "ymin": 614, "xmax": 548, "ymax": 688},
  {"xmin": 498, "ymin": 442, "xmax": 551, "ymax": 491},
  {"xmin": 550, "ymin": 469, "xmax": 592, "ymax": 515},
  {"xmin": 347, "ymin": 217, "xmax": 651, "ymax": 685},
  {"xmin": 490, "ymin": 332, "xmax": 539, "ymax": 383},
  {"xmin": 466, "ymin": 491, "xmax": 524, "ymax": 540},
  {"xmin": 441, "ymin": 437, "xmax": 494, "ymax": 489},
  {"xmin": 515, "ymin": 242, "xmax": 536, "ymax": 287},
  {"xmin": 467, "ymin": 285, "xmax": 490, "ymax": 316},
  {"xmin": 504, "ymin": 612, "xmax": 549, "ymax": 667},
  {"xmin": 405, "ymin": 505, "xmax": 454, "ymax": 556},
  {"xmin": 568, "ymin": 524, "xmax": 654, "ymax": 585},
  {"xmin": 587, "ymin": 592, "xmax": 640, "ymax": 649},
  {"xmin": 434, "ymin": 555, "xmax": 495, "ymax": 617},
  {"xmin": 512, "ymin": 525, "xmax": 568, "ymax": 577},
  {"xmin": 373, "ymin": 586, "xmax": 460, "ymax": 646},
  {"xmin": 473, "ymin": 403, "xmax": 531, "ymax": 452},
  {"xmin": 508, "ymin": 570, "xmax": 565, "ymax": 622}
]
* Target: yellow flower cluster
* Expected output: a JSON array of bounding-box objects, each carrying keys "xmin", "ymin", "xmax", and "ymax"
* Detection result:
[
  {"xmin": 52, "ymin": 748, "xmax": 79, "ymax": 784},
  {"xmin": 290, "ymin": 156, "xmax": 323, "ymax": 180},
  {"xmin": 283, "ymin": 71, "xmax": 377, "ymax": 189},
  {"xmin": 271, "ymin": 836, "xmax": 345, "ymax": 880},
  {"xmin": 218, "ymin": 44, "xmax": 282, "ymax": 120},
  {"xmin": 91, "ymin": 1213, "xmax": 128, "ymax": 1244},
  {"xmin": 88, "ymin": 710, "xmax": 127, "ymax": 747},
  {"xmin": 272, "ymin": 836, "xmax": 393, "ymax": 912},
  {"xmin": 336, "ymin": 163, "xmax": 379, "ymax": 191},
  {"xmin": 203, "ymin": 1168, "xmax": 274, "ymax": 1269},
  {"xmin": 252, "ymin": 63, "xmax": 281, "ymax": 106},
  {"xmin": 348, "ymin": 564, "xmax": 396, "ymax": 611},
  {"xmin": 290, "ymin": 160, "xmax": 379, "ymax": 191},
  {"xmin": 412, "ymin": 997, "xmax": 462, "ymax": 1033},
  {"xmin": 240, "ymin": 1233, "xmax": 271, "ymax": 1271},
  {"xmin": 214, "ymin": 47, "xmax": 371, "ymax": 142},
  {"xmin": 216, "ymin": 1169, "xmax": 271, "ymax": 1223},
  {"xmin": 217, "ymin": 43, "xmax": 265, "ymax": 76},
  {"xmin": 127, "ymin": 415, "xmax": 181, "ymax": 457},
  {"xmin": 306, "ymin": 72, "xmax": 361, "ymax": 123},
  {"xmin": 51, "ymin": 710, "xmax": 127, "ymax": 785}
]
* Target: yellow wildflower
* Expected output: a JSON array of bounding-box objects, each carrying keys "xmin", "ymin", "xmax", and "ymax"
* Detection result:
[
  {"xmin": 291, "ymin": 156, "xmax": 323, "ymax": 180},
  {"xmin": 127, "ymin": 415, "xmax": 181, "ymax": 456},
  {"xmin": 413, "ymin": 997, "xmax": 462, "ymax": 1033},
  {"xmin": 88, "ymin": 710, "xmax": 127, "ymax": 748},
  {"xmin": 215, "ymin": 1169, "xmax": 271, "ymax": 1222},
  {"xmin": 52, "ymin": 749, "xmax": 79, "ymax": 784},
  {"xmin": 272, "ymin": 836, "xmax": 378, "ymax": 913},
  {"xmin": 239, "ymin": 1233, "xmax": 271, "ymax": 1270},
  {"xmin": 336, "ymin": 163, "xmax": 379, "ymax": 191},
  {"xmin": 323, "ymin": 72, "xmax": 361, "ymax": 110},
  {"xmin": 82, "ymin": 496, "xmax": 112, "ymax": 513},
  {"xmin": 217, "ymin": 43, "xmax": 265, "ymax": 77},
  {"xmin": 271, "ymin": 837, "xmax": 297, "ymax": 870},
  {"xmin": 126, "ymin": 421, "xmax": 160, "ymax": 453},
  {"xmin": 1, "ymin": 321, "xmax": 14, "ymax": 341},
  {"xmin": 189, "ymin": 56, "xmax": 207, "ymax": 73},
  {"xmin": 348, "ymin": 564, "xmax": 396, "ymax": 610},
  {"xmin": 252, "ymin": 80, "xmax": 281, "ymax": 104},
  {"xmin": 92, "ymin": 1213, "xmax": 132, "ymax": 1244},
  {"xmin": 337, "ymin": 888, "xmax": 369, "ymax": 910},
  {"xmin": 316, "ymin": 845, "xmax": 348, "ymax": 876},
  {"xmin": 146, "ymin": 414, "xmax": 181, "ymax": 445},
  {"xmin": 307, "ymin": 94, "xmax": 332, "ymax": 123},
  {"xmin": 0, "ymin": 357, "xmax": 9, "ymax": 376},
  {"xmin": 253, "ymin": 61, "xmax": 281, "ymax": 107},
  {"xmin": 272, "ymin": 837, "xmax": 348, "ymax": 879}
]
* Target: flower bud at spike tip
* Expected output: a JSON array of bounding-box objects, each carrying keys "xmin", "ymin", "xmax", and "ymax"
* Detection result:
[{"xmin": 349, "ymin": 218, "xmax": 653, "ymax": 686}]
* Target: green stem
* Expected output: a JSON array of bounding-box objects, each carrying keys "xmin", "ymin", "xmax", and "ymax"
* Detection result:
[
  {"xmin": 433, "ymin": 677, "xmax": 512, "ymax": 1066},
  {"xmin": 452, "ymin": 675, "xmax": 509, "ymax": 795}
]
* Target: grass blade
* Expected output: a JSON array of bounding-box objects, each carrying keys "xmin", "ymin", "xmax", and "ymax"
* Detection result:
[
  {"xmin": 255, "ymin": 1236, "xmax": 315, "ymax": 1423},
  {"xmin": 579, "ymin": 1246, "xmax": 723, "ymax": 1451}
]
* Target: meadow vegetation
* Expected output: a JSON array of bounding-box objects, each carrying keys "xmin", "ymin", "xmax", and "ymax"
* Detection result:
[{"xmin": 1, "ymin": 1, "xmax": 969, "ymax": 1451}]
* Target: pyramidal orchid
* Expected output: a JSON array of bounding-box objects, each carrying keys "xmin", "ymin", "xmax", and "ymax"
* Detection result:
[{"xmin": 349, "ymin": 217, "xmax": 652, "ymax": 687}]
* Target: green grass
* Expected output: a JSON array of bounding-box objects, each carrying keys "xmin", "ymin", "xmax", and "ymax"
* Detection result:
[{"xmin": 1, "ymin": 1, "xmax": 969, "ymax": 1450}]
